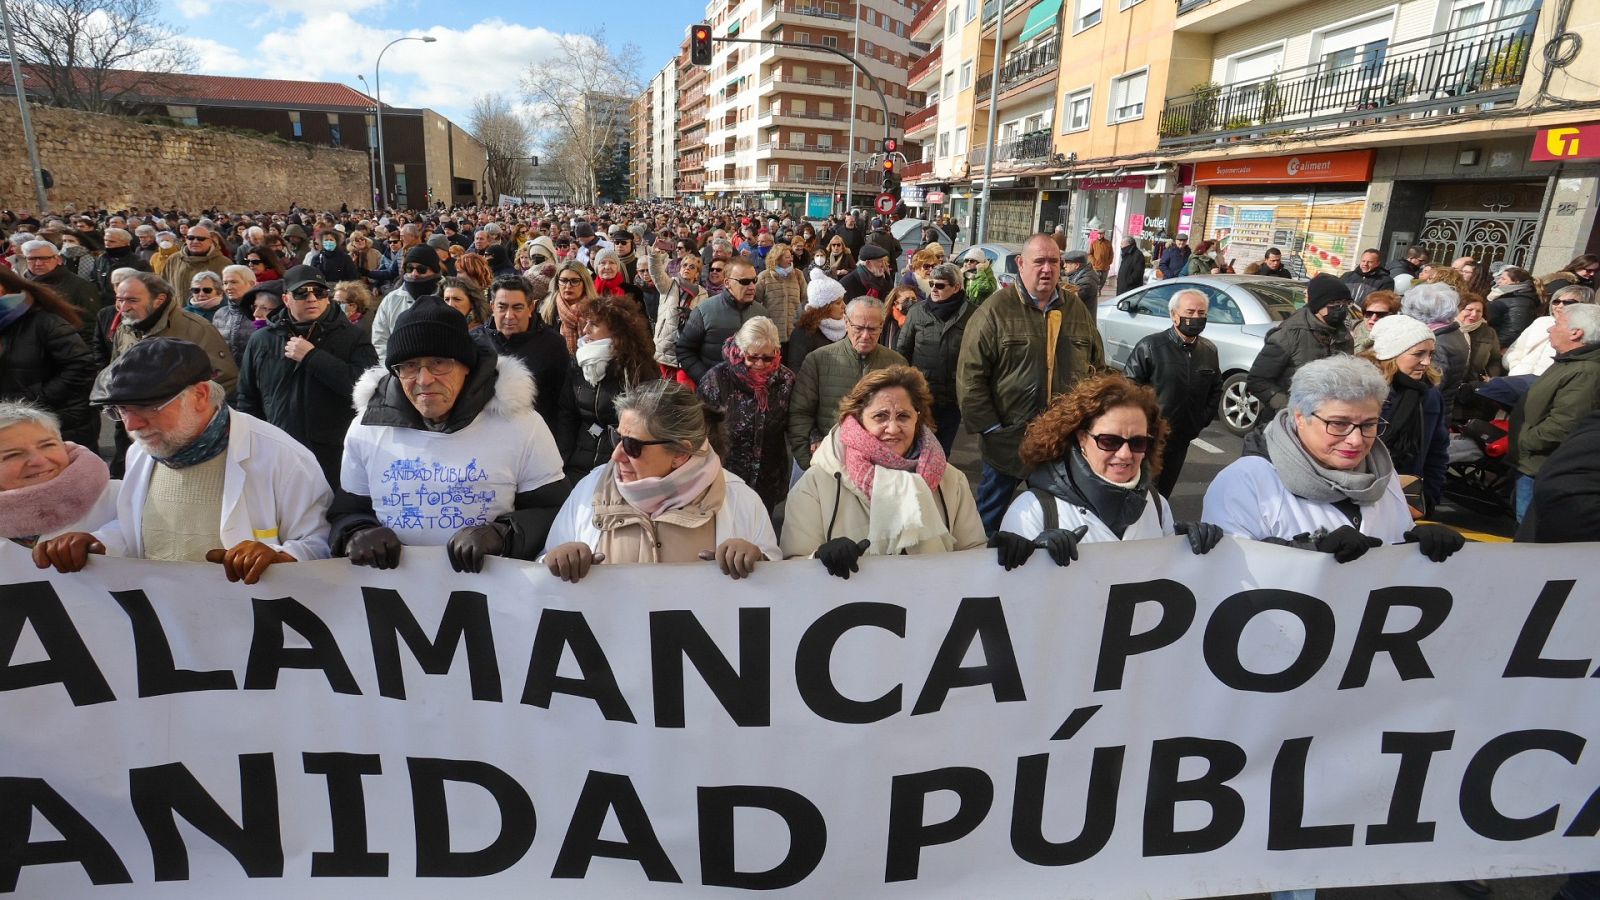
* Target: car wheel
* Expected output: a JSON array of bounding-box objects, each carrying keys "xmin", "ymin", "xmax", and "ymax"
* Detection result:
[{"xmin": 1220, "ymin": 373, "xmax": 1260, "ymax": 436}]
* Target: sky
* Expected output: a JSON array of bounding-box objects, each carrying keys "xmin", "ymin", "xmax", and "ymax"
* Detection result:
[{"xmin": 160, "ymin": 0, "xmax": 698, "ymax": 132}]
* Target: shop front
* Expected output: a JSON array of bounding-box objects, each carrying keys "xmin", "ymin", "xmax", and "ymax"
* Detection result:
[
  {"xmin": 1192, "ymin": 150, "xmax": 1375, "ymax": 279},
  {"xmin": 1048, "ymin": 167, "xmax": 1193, "ymax": 264}
]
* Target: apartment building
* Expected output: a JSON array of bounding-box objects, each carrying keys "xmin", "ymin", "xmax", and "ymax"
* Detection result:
[
  {"xmin": 631, "ymin": 93, "xmax": 652, "ymax": 200},
  {"xmin": 631, "ymin": 61, "xmax": 679, "ymax": 200},
  {"xmin": 677, "ymin": 33, "xmax": 711, "ymax": 199}
]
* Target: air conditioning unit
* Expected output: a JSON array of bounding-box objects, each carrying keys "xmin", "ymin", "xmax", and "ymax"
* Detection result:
[{"xmin": 1146, "ymin": 173, "xmax": 1175, "ymax": 194}]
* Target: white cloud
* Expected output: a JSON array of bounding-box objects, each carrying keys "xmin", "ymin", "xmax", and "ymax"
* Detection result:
[{"xmin": 173, "ymin": 35, "xmax": 251, "ymax": 75}]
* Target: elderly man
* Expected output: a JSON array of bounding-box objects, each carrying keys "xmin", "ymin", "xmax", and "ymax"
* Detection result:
[
  {"xmin": 20, "ymin": 239, "xmax": 100, "ymax": 342},
  {"xmin": 676, "ymin": 257, "xmax": 768, "ymax": 383},
  {"xmin": 162, "ymin": 224, "xmax": 231, "ymax": 296},
  {"xmin": 788, "ymin": 296, "xmax": 906, "ymax": 469},
  {"xmin": 473, "ymin": 275, "xmax": 568, "ymax": 432},
  {"xmin": 1125, "ymin": 288, "xmax": 1222, "ymax": 497},
  {"xmin": 109, "ymin": 272, "xmax": 237, "ymax": 394},
  {"xmin": 235, "ymin": 265, "xmax": 377, "ymax": 489},
  {"xmin": 1061, "ymin": 249, "xmax": 1101, "ymax": 317},
  {"xmin": 33, "ymin": 338, "xmax": 331, "ymax": 583},
  {"xmin": 133, "ymin": 225, "xmax": 160, "ymax": 265},
  {"xmin": 330, "ymin": 296, "xmax": 569, "ymax": 573},
  {"xmin": 840, "ymin": 243, "xmax": 895, "ymax": 300},
  {"xmin": 1156, "ymin": 233, "xmax": 1191, "ymax": 280},
  {"xmin": 956, "ymin": 233, "xmax": 1105, "ymax": 535},
  {"xmin": 1512, "ymin": 303, "xmax": 1600, "ymax": 522}
]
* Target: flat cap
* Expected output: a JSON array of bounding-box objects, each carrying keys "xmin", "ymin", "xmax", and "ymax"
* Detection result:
[
  {"xmin": 859, "ymin": 243, "xmax": 889, "ymax": 261},
  {"xmin": 90, "ymin": 338, "xmax": 213, "ymax": 407},
  {"xmin": 1063, "ymin": 249, "xmax": 1089, "ymax": 264}
]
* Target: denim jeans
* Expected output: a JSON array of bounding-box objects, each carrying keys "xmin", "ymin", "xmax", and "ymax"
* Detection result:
[
  {"xmin": 1515, "ymin": 474, "xmax": 1536, "ymax": 523},
  {"xmin": 976, "ymin": 463, "xmax": 1022, "ymax": 537}
]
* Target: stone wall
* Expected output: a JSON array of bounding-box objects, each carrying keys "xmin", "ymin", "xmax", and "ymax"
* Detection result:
[{"xmin": 0, "ymin": 104, "xmax": 371, "ymax": 213}]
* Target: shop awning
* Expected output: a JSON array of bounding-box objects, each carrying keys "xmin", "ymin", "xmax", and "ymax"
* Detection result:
[{"xmin": 1017, "ymin": 0, "xmax": 1062, "ymax": 43}]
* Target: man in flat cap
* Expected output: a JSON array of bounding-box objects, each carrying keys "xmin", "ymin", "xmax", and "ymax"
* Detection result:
[
  {"xmin": 1062, "ymin": 248, "xmax": 1102, "ymax": 318},
  {"xmin": 331, "ymin": 296, "xmax": 568, "ymax": 573},
  {"xmin": 34, "ymin": 337, "xmax": 332, "ymax": 583},
  {"xmin": 840, "ymin": 243, "xmax": 895, "ymax": 301}
]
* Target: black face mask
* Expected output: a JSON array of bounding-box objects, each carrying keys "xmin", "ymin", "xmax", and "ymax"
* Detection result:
[
  {"xmin": 402, "ymin": 273, "xmax": 439, "ymax": 298},
  {"xmin": 1323, "ymin": 305, "xmax": 1350, "ymax": 329},
  {"xmin": 1177, "ymin": 316, "xmax": 1207, "ymax": 337}
]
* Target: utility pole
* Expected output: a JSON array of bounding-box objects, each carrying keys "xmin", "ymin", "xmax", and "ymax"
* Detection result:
[
  {"xmin": 0, "ymin": 0, "xmax": 48, "ymax": 213},
  {"xmin": 976, "ymin": 0, "xmax": 1006, "ymax": 245},
  {"xmin": 844, "ymin": 3, "xmax": 861, "ymax": 216}
]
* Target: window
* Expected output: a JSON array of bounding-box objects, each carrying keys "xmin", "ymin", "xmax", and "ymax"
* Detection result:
[
  {"xmin": 965, "ymin": 0, "xmax": 977, "ymax": 20},
  {"xmin": 821, "ymin": 34, "xmax": 838, "ymax": 47},
  {"xmin": 1119, "ymin": 0, "xmax": 1143, "ymax": 8},
  {"xmin": 943, "ymin": 71, "xmax": 956, "ymax": 95},
  {"xmin": 329, "ymin": 124, "xmax": 342, "ymax": 147},
  {"xmin": 864, "ymin": 40, "xmax": 876, "ymax": 54},
  {"xmin": 1061, "ymin": 86, "xmax": 1092, "ymax": 133},
  {"xmin": 789, "ymin": 164, "xmax": 805, "ymax": 178},
  {"xmin": 955, "ymin": 126, "xmax": 968, "ymax": 155},
  {"xmin": 1108, "ymin": 69, "xmax": 1147, "ymax": 123},
  {"xmin": 824, "ymin": 0, "xmax": 840, "ymax": 12},
  {"xmin": 1134, "ymin": 285, "xmax": 1175, "ymax": 317},
  {"xmin": 818, "ymin": 166, "xmax": 830, "ymax": 179},
  {"xmin": 288, "ymin": 111, "xmax": 303, "ymax": 139},
  {"xmin": 818, "ymin": 133, "xmax": 832, "ymax": 147},
  {"xmin": 794, "ymin": 31, "xmax": 810, "ymax": 42},
  {"xmin": 938, "ymin": 131, "xmax": 951, "ymax": 156},
  {"xmin": 948, "ymin": 9, "xmax": 958, "ymax": 34},
  {"xmin": 960, "ymin": 60, "xmax": 974, "ymax": 88},
  {"xmin": 1025, "ymin": 114, "xmax": 1043, "ymax": 131},
  {"xmin": 1074, "ymin": 0, "xmax": 1101, "ymax": 31},
  {"xmin": 1315, "ymin": 15, "xmax": 1394, "ymax": 84}
]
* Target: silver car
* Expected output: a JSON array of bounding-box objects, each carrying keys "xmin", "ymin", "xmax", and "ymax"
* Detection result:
[{"xmin": 1097, "ymin": 275, "xmax": 1307, "ymax": 435}]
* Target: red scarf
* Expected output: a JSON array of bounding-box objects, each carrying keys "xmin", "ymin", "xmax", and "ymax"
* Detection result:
[
  {"xmin": 836, "ymin": 413, "xmax": 946, "ymax": 501},
  {"xmin": 594, "ymin": 273, "xmax": 625, "ymax": 296},
  {"xmin": 721, "ymin": 336, "xmax": 777, "ymax": 411}
]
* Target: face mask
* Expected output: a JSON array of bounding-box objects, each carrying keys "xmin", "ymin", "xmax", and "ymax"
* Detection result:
[
  {"xmin": 774, "ymin": 265, "xmax": 792, "ymax": 278},
  {"xmin": 159, "ymin": 240, "xmax": 175, "ymax": 251},
  {"xmin": 1323, "ymin": 306, "xmax": 1350, "ymax": 329},
  {"xmin": 1177, "ymin": 316, "xmax": 1207, "ymax": 338},
  {"xmin": 322, "ymin": 240, "xmax": 338, "ymax": 252},
  {"xmin": 756, "ymin": 246, "xmax": 771, "ymax": 259}
]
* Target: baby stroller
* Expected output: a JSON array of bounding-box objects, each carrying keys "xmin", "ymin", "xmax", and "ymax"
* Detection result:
[{"xmin": 1442, "ymin": 378, "xmax": 1528, "ymax": 519}]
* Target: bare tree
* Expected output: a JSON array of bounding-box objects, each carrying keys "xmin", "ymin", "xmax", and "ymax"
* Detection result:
[
  {"xmin": 522, "ymin": 28, "xmax": 641, "ymax": 202},
  {"xmin": 9, "ymin": 0, "xmax": 187, "ymax": 114},
  {"xmin": 469, "ymin": 93, "xmax": 535, "ymax": 202}
]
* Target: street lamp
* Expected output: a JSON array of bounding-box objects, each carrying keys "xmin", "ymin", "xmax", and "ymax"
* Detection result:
[
  {"xmin": 374, "ymin": 34, "xmax": 436, "ymax": 210},
  {"xmin": 355, "ymin": 74, "xmax": 379, "ymax": 208}
]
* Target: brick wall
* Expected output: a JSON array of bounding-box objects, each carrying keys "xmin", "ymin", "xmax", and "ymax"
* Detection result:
[{"xmin": 0, "ymin": 104, "xmax": 371, "ymax": 213}]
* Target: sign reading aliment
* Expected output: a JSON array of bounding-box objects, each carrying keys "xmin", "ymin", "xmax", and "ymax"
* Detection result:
[
  {"xmin": 1194, "ymin": 151, "xmax": 1375, "ymax": 186},
  {"xmin": 1, "ymin": 540, "xmax": 1597, "ymax": 898}
]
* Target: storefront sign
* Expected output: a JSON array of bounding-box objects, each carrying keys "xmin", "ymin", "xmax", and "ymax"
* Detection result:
[
  {"xmin": 1531, "ymin": 122, "xmax": 1600, "ymax": 161},
  {"xmin": 1194, "ymin": 150, "xmax": 1375, "ymax": 186},
  {"xmin": 1079, "ymin": 175, "xmax": 1148, "ymax": 191},
  {"xmin": 926, "ymin": 191, "xmax": 947, "ymax": 204}
]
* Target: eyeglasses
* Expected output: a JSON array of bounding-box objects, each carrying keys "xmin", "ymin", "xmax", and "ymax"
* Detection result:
[
  {"xmin": 404, "ymin": 264, "xmax": 434, "ymax": 275},
  {"xmin": 928, "ymin": 281, "xmax": 951, "ymax": 290},
  {"xmin": 291, "ymin": 285, "xmax": 330, "ymax": 300},
  {"xmin": 618, "ymin": 434, "xmax": 678, "ymax": 458},
  {"xmin": 1310, "ymin": 413, "xmax": 1386, "ymax": 437},
  {"xmin": 104, "ymin": 391, "xmax": 185, "ymax": 423},
  {"xmin": 743, "ymin": 353, "xmax": 776, "ymax": 363},
  {"xmin": 557, "ymin": 277, "xmax": 584, "ymax": 287},
  {"xmin": 390, "ymin": 357, "xmax": 458, "ymax": 379},
  {"xmin": 731, "ymin": 276, "xmax": 758, "ymax": 286},
  {"xmin": 23, "ymin": 255, "xmax": 55, "ymax": 262},
  {"xmin": 1084, "ymin": 432, "xmax": 1154, "ymax": 454},
  {"xmin": 1363, "ymin": 309, "xmax": 1392, "ymax": 320},
  {"xmin": 190, "ymin": 287, "xmax": 216, "ymax": 295}
]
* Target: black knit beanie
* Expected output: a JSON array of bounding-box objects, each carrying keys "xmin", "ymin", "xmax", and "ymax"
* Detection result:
[
  {"xmin": 1305, "ymin": 273, "xmax": 1352, "ymax": 312},
  {"xmin": 403, "ymin": 244, "xmax": 441, "ymax": 274},
  {"xmin": 385, "ymin": 296, "xmax": 477, "ymax": 368}
]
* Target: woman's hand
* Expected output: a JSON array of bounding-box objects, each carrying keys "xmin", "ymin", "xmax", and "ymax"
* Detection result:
[
  {"xmin": 1174, "ymin": 522, "xmax": 1224, "ymax": 555},
  {"xmin": 347, "ymin": 526, "xmax": 402, "ymax": 569},
  {"xmin": 546, "ymin": 542, "xmax": 604, "ymax": 583},
  {"xmin": 32, "ymin": 531, "xmax": 104, "ymax": 573},
  {"xmin": 988, "ymin": 531, "xmax": 1038, "ymax": 570},
  {"xmin": 1035, "ymin": 526, "xmax": 1090, "ymax": 567},
  {"xmin": 700, "ymin": 539, "xmax": 763, "ymax": 580},
  {"xmin": 815, "ymin": 538, "xmax": 871, "ymax": 579},
  {"xmin": 1404, "ymin": 525, "xmax": 1465, "ymax": 562},
  {"xmin": 1294, "ymin": 525, "xmax": 1382, "ymax": 563}
]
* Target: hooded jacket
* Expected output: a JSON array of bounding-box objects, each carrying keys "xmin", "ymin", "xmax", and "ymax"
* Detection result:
[
  {"xmin": 329, "ymin": 348, "xmax": 569, "ymax": 558},
  {"xmin": 234, "ymin": 302, "xmax": 378, "ymax": 486},
  {"xmin": 1246, "ymin": 305, "xmax": 1353, "ymax": 415}
]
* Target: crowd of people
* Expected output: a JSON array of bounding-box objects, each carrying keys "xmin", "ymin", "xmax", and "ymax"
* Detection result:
[{"xmin": 0, "ymin": 199, "xmax": 1597, "ymax": 898}]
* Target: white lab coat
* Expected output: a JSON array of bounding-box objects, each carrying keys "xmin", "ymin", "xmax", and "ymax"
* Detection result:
[
  {"xmin": 1201, "ymin": 456, "xmax": 1413, "ymax": 544},
  {"xmin": 1000, "ymin": 489, "xmax": 1174, "ymax": 544},
  {"xmin": 95, "ymin": 410, "xmax": 333, "ymax": 560},
  {"xmin": 542, "ymin": 464, "xmax": 781, "ymax": 561}
]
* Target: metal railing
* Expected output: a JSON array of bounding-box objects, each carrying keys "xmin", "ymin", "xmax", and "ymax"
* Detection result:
[
  {"xmin": 758, "ymin": 142, "xmax": 847, "ymax": 154},
  {"xmin": 968, "ymin": 128, "xmax": 1052, "ymax": 165},
  {"xmin": 909, "ymin": 44, "xmax": 942, "ymax": 83},
  {"xmin": 975, "ymin": 37, "xmax": 1060, "ymax": 99},
  {"xmin": 910, "ymin": 0, "xmax": 944, "ymax": 35},
  {"xmin": 1157, "ymin": 11, "xmax": 1537, "ymax": 143},
  {"xmin": 764, "ymin": 71, "xmax": 851, "ymax": 90},
  {"xmin": 900, "ymin": 159, "xmax": 934, "ymax": 179},
  {"xmin": 905, "ymin": 102, "xmax": 939, "ymax": 132},
  {"xmin": 767, "ymin": 0, "xmax": 849, "ymax": 21}
]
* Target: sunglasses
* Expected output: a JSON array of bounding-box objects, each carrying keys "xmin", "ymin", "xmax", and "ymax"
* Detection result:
[
  {"xmin": 1363, "ymin": 309, "xmax": 1392, "ymax": 320},
  {"xmin": 743, "ymin": 353, "xmax": 776, "ymax": 363},
  {"xmin": 929, "ymin": 281, "xmax": 951, "ymax": 290},
  {"xmin": 619, "ymin": 434, "xmax": 678, "ymax": 458},
  {"xmin": 189, "ymin": 287, "xmax": 216, "ymax": 295},
  {"xmin": 387, "ymin": 239, "xmax": 402, "ymax": 245},
  {"xmin": 1551, "ymin": 298, "xmax": 1582, "ymax": 307},
  {"xmin": 404, "ymin": 264, "xmax": 434, "ymax": 274},
  {"xmin": 528, "ymin": 254, "xmax": 549, "ymax": 264},
  {"xmin": 731, "ymin": 276, "xmax": 758, "ymax": 286},
  {"xmin": 184, "ymin": 235, "xmax": 209, "ymax": 242},
  {"xmin": 292, "ymin": 285, "xmax": 330, "ymax": 300},
  {"xmin": 246, "ymin": 258, "xmax": 265, "ymax": 265},
  {"xmin": 1084, "ymin": 432, "xmax": 1154, "ymax": 454}
]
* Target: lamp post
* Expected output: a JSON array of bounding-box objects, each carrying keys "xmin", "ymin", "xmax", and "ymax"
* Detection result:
[
  {"xmin": 374, "ymin": 34, "xmax": 436, "ymax": 210},
  {"xmin": 355, "ymin": 74, "xmax": 380, "ymax": 209}
]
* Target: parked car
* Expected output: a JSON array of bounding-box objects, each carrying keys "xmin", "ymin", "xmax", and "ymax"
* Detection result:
[
  {"xmin": 1098, "ymin": 275, "xmax": 1307, "ymax": 435},
  {"xmin": 962, "ymin": 243, "xmax": 1023, "ymax": 289}
]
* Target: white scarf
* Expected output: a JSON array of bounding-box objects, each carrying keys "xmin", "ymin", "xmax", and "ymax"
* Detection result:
[
  {"xmin": 819, "ymin": 318, "xmax": 847, "ymax": 341},
  {"xmin": 576, "ymin": 337, "xmax": 613, "ymax": 386},
  {"xmin": 868, "ymin": 467, "xmax": 952, "ymax": 556}
]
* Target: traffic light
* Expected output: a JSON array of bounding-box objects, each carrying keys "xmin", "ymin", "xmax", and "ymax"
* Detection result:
[
  {"xmin": 691, "ymin": 25, "xmax": 714, "ymax": 65},
  {"xmin": 882, "ymin": 137, "xmax": 898, "ymax": 154},
  {"xmin": 881, "ymin": 157, "xmax": 900, "ymax": 198}
]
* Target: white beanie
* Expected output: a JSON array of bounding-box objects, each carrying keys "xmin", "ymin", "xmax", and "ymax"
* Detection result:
[
  {"xmin": 807, "ymin": 274, "xmax": 846, "ymax": 309},
  {"xmin": 1370, "ymin": 313, "xmax": 1436, "ymax": 361}
]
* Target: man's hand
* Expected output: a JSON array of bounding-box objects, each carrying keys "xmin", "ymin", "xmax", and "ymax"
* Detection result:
[
  {"xmin": 205, "ymin": 541, "xmax": 294, "ymax": 584},
  {"xmin": 32, "ymin": 532, "xmax": 104, "ymax": 573},
  {"xmin": 283, "ymin": 336, "xmax": 315, "ymax": 362},
  {"xmin": 346, "ymin": 526, "xmax": 403, "ymax": 569},
  {"xmin": 700, "ymin": 539, "xmax": 763, "ymax": 580},
  {"xmin": 446, "ymin": 523, "xmax": 506, "ymax": 573},
  {"xmin": 546, "ymin": 542, "xmax": 604, "ymax": 583}
]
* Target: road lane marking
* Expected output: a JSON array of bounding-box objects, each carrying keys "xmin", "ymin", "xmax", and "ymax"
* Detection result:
[{"xmin": 1192, "ymin": 438, "xmax": 1222, "ymax": 454}]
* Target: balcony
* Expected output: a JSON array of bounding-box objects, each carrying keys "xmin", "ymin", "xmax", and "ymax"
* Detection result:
[
  {"xmin": 910, "ymin": 0, "xmax": 944, "ymax": 39},
  {"xmin": 756, "ymin": 142, "xmax": 848, "ymax": 156},
  {"xmin": 764, "ymin": 0, "xmax": 850, "ymax": 24},
  {"xmin": 905, "ymin": 101, "xmax": 939, "ymax": 134},
  {"xmin": 762, "ymin": 71, "xmax": 852, "ymax": 94},
  {"xmin": 764, "ymin": 107, "xmax": 850, "ymax": 124},
  {"xmin": 1159, "ymin": 12, "xmax": 1535, "ymax": 144},
  {"xmin": 900, "ymin": 159, "xmax": 935, "ymax": 181},
  {"xmin": 909, "ymin": 44, "xmax": 942, "ymax": 87},
  {"xmin": 968, "ymin": 128, "xmax": 1053, "ymax": 167},
  {"xmin": 974, "ymin": 37, "xmax": 1060, "ymax": 102}
]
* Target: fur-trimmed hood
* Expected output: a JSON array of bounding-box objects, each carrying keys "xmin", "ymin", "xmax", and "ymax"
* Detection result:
[{"xmin": 352, "ymin": 348, "xmax": 538, "ymax": 434}]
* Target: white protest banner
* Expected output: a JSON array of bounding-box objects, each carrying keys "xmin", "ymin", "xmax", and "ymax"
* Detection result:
[{"xmin": 2, "ymin": 538, "xmax": 1597, "ymax": 898}]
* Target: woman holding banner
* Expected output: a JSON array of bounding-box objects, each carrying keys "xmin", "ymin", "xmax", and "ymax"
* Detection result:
[
  {"xmin": 0, "ymin": 402, "xmax": 117, "ymax": 547},
  {"xmin": 542, "ymin": 380, "xmax": 779, "ymax": 584},
  {"xmin": 987, "ymin": 373, "xmax": 1222, "ymax": 571},
  {"xmin": 1201, "ymin": 355, "xmax": 1464, "ymax": 564},
  {"xmin": 780, "ymin": 365, "xmax": 985, "ymax": 579}
]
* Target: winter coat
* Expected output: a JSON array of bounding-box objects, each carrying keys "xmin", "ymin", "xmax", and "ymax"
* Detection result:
[
  {"xmin": 787, "ymin": 338, "xmax": 906, "ymax": 469},
  {"xmin": 1185, "ymin": 253, "xmax": 1219, "ymax": 277},
  {"xmin": 784, "ymin": 323, "xmax": 834, "ymax": 378},
  {"xmin": 1512, "ymin": 341, "xmax": 1600, "ymax": 478},
  {"xmin": 1462, "ymin": 323, "xmax": 1503, "ymax": 383},
  {"xmin": 1202, "ymin": 456, "xmax": 1413, "ymax": 544},
  {"xmin": 697, "ymin": 361, "xmax": 796, "ymax": 511},
  {"xmin": 754, "ymin": 266, "xmax": 807, "ymax": 342},
  {"xmin": 1116, "ymin": 247, "xmax": 1147, "ymax": 294},
  {"xmin": 1516, "ymin": 410, "xmax": 1600, "ymax": 542},
  {"xmin": 1380, "ymin": 380, "xmax": 1449, "ymax": 511},
  {"xmin": 1431, "ymin": 322, "xmax": 1471, "ymax": 401},
  {"xmin": 1156, "ymin": 245, "xmax": 1190, "ymax": 279},
  {"xmin": 839, "ymin": 265, "xmax": 895, "ymax": 301},
  {"xmin": 779, "ymin": 427, "xmax": 986, "ymax": 559},
  {"xmin": 675, "ymin": 292, "xmax": 768, "ymax": 383},
  {"xmin": 1124, "ymin": 327, "xmax": 1222, "ymax": 442},
  {"xmin": 473, "ymin": 322, "xmax": 568, "ymax": 433},
  {"xmin": 1341, "ymin": 266, "xmax": 1395, "ymax": 302},
  {"xmin": 26, "ymin": 267, "xmax": 100, "ymax": 345},
  {"xmin": 330, "ymin": 349, "xmax": 570, "ymax": 557},
  {"xmin": 864, "ymin": 230, "xmax": 903, "ymax": 271},
  {"xmin": 555, "ymin": 357, "xmax": 657, "ymax": 483},
  {"xmin": 1504, "ymin": 314, "xmax": 1558, "ymax": 376},
  {"xmin": 965, "ymin": 265, "xmax": 999, "ymax": 304},
  {"xmin": 1488, "ymin": 283, "xmax": 1542, "ymax": 347},
  {"xmin": 0, "ymin": 305, "xmax": 98, "ymax": 446},
  {"xmin": 212, "ymin": 300, "xmax": 256, "ymax": 364},
  {"xmin": 109, "ymin": 298, "xmax": 239, "ymax": 395},
  {"xmin": 94, "ymin": 409, "xmax": 332, "ymax": 562},
  {"xmin": 896, "ymin": 294, "xmax": 975, "ymax": 406},
  {"xmin": 1246, "ymin": 306, "xmax": 1352, "ymax": 416},
  {"xmin": 234, "ymin": 304, "xmax": 378, "ymax": 487},
  {"xmin": 308, "ymin": 248, "xmax": 359, "ymax": 284},
  {"xmin": 161, "ymin": 244, "xmax": 230, "ymax": 299},
  {"xmin": 1000, "ymin": 484, "xmax": 1174, "ymax": 545},
  {"xmin": 648, "ymin": 250, "xmax": 706, "ymax": 367},
  {"xmin": 955, "ymin": 283, "xmax": 1106, "ymax": 478},
  {"xmin": 1089, "ymin": 239, "xmax": 1114, "ymax": 274}
]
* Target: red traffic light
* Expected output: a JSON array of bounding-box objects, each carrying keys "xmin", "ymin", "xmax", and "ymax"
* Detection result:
[{"xmin": 883, "ymin": 138, "xmax": 898, "ymax": 153}]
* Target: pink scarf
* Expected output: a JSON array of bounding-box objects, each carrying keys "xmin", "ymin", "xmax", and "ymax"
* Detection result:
[
  {"xmin": 0, "ymin": 442, "xmax": 110, "ymax": 540},
  {"xmin": 614, "ymin": 445, "xmax": 723, "ymax": 519},
  {"xmin": 836, "ymin": 414, "xmax": 946, "ymax": 501},
  {"xmin": 721, "ymin": 335, "xmax": 778, "ymax": 412}
]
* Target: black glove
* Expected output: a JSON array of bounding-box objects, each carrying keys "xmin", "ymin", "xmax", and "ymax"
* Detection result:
[
  {"xmin": 1293, "ymin": 525, "xmax": 1382, "ymax": 563},
  {"xmin": 347, "ymin": 525, "xmax": 403, "ymax": 569},
  {"xmin": 1405, "ymin": 524, "xmax": 1465, "ymax": 563},
  {"xmin": 988, "ymin": 531, "xmax": 1038, "ymax": 570},
  {"xmin": 1175, "ymin": 521, "xmax": 1223, "ymax": 555},
  {"xmin": 1035, "ymin": 526, "xmax": 1090, "ymax": 567},
  {"xmin": 447, "ymin": 523, "xmax": 507, "ymax": 573},
  {"xmin": 816, "ymin": 538, "xmax": 871, "ymax": 580}
]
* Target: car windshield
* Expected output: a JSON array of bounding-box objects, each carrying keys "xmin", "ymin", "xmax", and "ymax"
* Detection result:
[{"xmin": 1244, "ymin": 282, "xmax": 1306, "ymax": 320}]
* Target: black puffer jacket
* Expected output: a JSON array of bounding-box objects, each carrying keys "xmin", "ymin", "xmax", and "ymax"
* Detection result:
[
  {"xmin": 555, "ymin": 360, "xmax": 658, "ymax": 482},
  {"xmin": 473, "ymin": 322, "xmax": 569, "ymax": 433},
  {"xmin": 896, "ymin": 293, "xmax": 975, "ymax": 406},
  {"xmin": 1124, "ymin": 327, "xmax": 1223, "ymax": 442},
  {"xmin": 0, "ymin": 305, "xmax": 97, "ymax": 446},
  {"xmin": 1489, "ymin": 283, "xmax": 1542, "ymax": 348},
  {"xmin": 234, "ymin": 303, "xmax": 378, "ymax": 486}
]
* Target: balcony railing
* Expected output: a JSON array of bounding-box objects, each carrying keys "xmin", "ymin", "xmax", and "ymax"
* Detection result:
[
  {"xmin": 758, "ymin": 142, "xmax": 847, "ymax": 154},
  {"xmin": 975, "ymin": 37, "xmax": 1060, "ymax": 99},
  {"xmin": 968, "ymin": 128, "xmax": 1052, "ymax": 166},
  {"xmin": 905, "ymin": 102, "xmax": 939, "ymax": 132},
  {"xmin": 757, "ymin": 173, "xmax": 838, "ymax": 186},
  {"xmin": 763, "ymin": 71, "xmax": 851, "ymax": 90},
  {"xmin": 1158, "ymin": 11, "xmax": 1536, "ymax": 144},
  {"xmin": 909, "ymin": 44, "xmax": 942, "ymax": 83},
  {"xmin": 766, "ymin": 108, "xmax": 850, "ymax": 122},
  {"xmin": 901, "ymin": 159, "xmax": 934, "ymax": 179},
  {"xmin": 767, "ymin": 0, "xmax": 849, "ymax": 21},
  {"xmin": 910, "ymin": 0, "xmax": 943, "ymax": 35}
]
